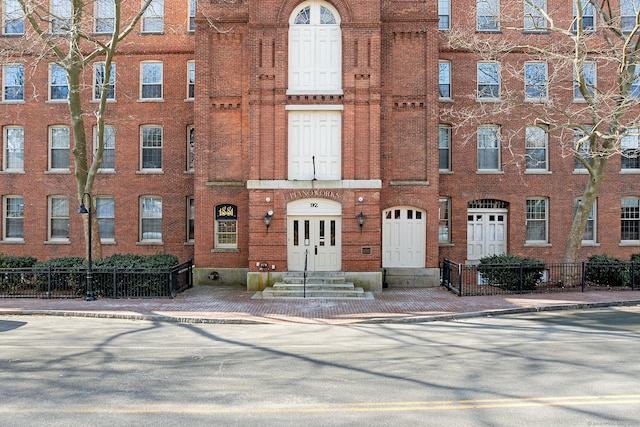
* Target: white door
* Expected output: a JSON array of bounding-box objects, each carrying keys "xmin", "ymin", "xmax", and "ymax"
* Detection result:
[
  {"xmin": 382, "ymin": 207, "xmax": 426, "ymax": 268},
  {"xmin": 467, "ymin": 210, "xmax": 507, "ymax": 260},
  {"xmin": 288, "ymin": 217, "xmax": 341, "ymax": 271},
  {"xmin": 288, "ymin": 111, "xmax": 341, "ymax": 180}
]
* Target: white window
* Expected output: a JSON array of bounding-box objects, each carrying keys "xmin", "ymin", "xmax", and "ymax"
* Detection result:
[
  {"xmin": 526, "ymin": 198, "xmax": 547, "ymax": 243},
  {"xmin": 140, "ymin": 61, "xmax": 162, "ymax": 99},
  {"xmin": 49, "ymin": 196, "xmax": 69, "ymax": 240},
  {"xmin": 439, "ymin": 61, "xmax": 451, "ymax": 99},
  {"xmin": 439, "ymin": 125, "xmax": 451, "ymax": 171},
  {"xmin": 96, "ymin": 125, "xmax": 115, "ymax": 170},
  {"xmin": 288, "ymin": 0, "xmax": 342, "ymax": 94},
  {"xmin": 142, "ymin": 0, "xmax": 163, "ymax": 33},
  {"xmin": 3, "ymin": 0, "xmax": 24, "ymax": 34},
  {"xmin": 4, "ymin": 196, "xmax": 23, "ymax": 240},
  {"xmin": 187, "ymin": 61, "xmax": 195, "ymax": 99},
  {"xmin": 477, "ymin": 126, "xmax": 500, "ymax": 171},
  {"xmin": 574, "ymin": 198, "xmax": 596, "ymax": 243},
  {"xmin": 51, "ymin": 0, "xmax": 71, "ymax": 34},
  {"xmin": 477, "ymin": 62, "xmax": 500, "ymax": 100},
  {"xmin": 477, "ymin": 0, "xmax": 499, "ymax": 31},
  {"xmin": 524, "ymin": 62, "xmax": 547, "ymax": 101},
  {"xmin": 140, "ymin": 196, "xmax": 162, "ymax": 241},
  {"xmin": 95, "ymin": 0, "xmax": 115, "ymax": 33},
  {"xmin": 94, "ymin": 62, "xmax": 115, "ymax": 100},
  {"xmin": 49, "ymin": 126, "xmax": 70, "ymax": 170},
  {"xmin": 438, "ymin": 197, "xmax": 451, "ymax": 243},
  {"xmin": 187, "ymin": 125, "xmax": 194, "ymax": 171},
  {"xmin": 629, "ymin": 65, "xmax": 640, "ymax": 98},
  {"xmin": 3, "ymin": 64, "xmax": 24, "ymax": 101},
  {"xmin": 622, "ymin": 128, "xmax": 640, "ymax": 170},
  {"xmin": 188, "ymin": 0, "xmax": 196, "ymax": 31},
  {"xmin": 621, "ymin": 0, "xmax": 640, "ymax": 32},
  {"xmin": 96, "ymin": 196, "xmax": 114, "ymax": 241},
  {"xmin": 573, "ymin": 0, "xmax": 595, "ymax": 32},
  {"xmin": 3, "ymin": 126, "xmax": 23, "ymax": 171},
  {"xmin": 524, "ymin": 0, "xmax": 546, "ymax": 31},
  {"xmin": 187, "ymin": 197, "xmax": 194, "ymax": 242},
  {"xmin": 438, "ymin": 0, "xmax": 450, "ymax": 30},
  {"xmin": 141, "ymin": 126, "xmax": 162, "ymax": 170},
  {"xmin": 574, "ymin": 127, "xmax": 591, "ymax": 170},
  {"xmin": 50, "ymin": 64, "xmax": 68, "ymax": 101},
  {"xmin": 525, "ymin": 126, "xmax": 548, "ymax": 171},
  {"xmin": 621, "ymin": 197, "xmax": 640, "ymax": 241},
  {"xmin": 574, "ymin": 62, "xmax": 596, "ymax": 101}
]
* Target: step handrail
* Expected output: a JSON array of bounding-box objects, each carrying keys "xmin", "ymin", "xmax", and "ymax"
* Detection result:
[{"xmin": 303, "ymin": 249, "xmax": 308, "ymax": 298}]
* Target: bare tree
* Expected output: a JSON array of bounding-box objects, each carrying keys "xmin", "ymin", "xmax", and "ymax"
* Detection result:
[
  {"xmin": 443, "ymin": 0, "xmax": 640, "ymax": 263},
  {"xmin": 2, "ymin": 0, "xmax": 154, "ymax": 260}
]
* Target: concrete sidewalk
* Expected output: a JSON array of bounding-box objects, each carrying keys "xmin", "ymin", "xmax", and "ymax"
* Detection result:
[{"xmin": 1, "ymin": 285, "xmax": 639, "ymax": 324}]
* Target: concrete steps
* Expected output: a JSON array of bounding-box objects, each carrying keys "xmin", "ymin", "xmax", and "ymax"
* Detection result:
[{"xmin": 254, "ymin": 272, "xmax": 374, "ymax": 299}]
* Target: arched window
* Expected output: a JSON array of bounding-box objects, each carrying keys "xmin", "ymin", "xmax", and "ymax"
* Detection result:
[{"xmin": 288, "ymin": 0, "xmax": 342, "ymax": 94}]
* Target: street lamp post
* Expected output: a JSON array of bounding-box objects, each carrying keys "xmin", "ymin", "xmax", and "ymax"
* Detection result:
[{"xmin": 78, "ymin": 193, "xmax": 95, "ymax": 301}]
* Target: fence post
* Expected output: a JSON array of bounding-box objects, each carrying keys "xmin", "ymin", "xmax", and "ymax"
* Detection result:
[
  {"xmin": 519, "ymin": 262, "xmax": 524, "ymax": 293},
  {"xmin": 457, "ymin": 263, "xmax": 462, "ymax": 297},
  {"xmin": 632, "ymin": 262, "xmax": 636, "ymax": 291},
  {"xmin": 581, "ymin": 262, "xmax": 586, "ymax": 292}
]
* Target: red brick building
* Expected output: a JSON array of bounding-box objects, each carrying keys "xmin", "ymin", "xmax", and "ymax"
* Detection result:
[{"xmin": 2, "ymin": 1, "xmax": 639, "ymax": 291}]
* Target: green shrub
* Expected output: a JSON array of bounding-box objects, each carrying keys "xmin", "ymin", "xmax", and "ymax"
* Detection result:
[
  {"xmin": 0, "ymin": 254, "xmax": 37, "ymax": 268},
  {"xmin": 477, "ymin": 254, "xmax": 545, "ymax": 291},
  {"xmin": 585, "ymin": 254, "xmax": 630, "ymax": 287}
]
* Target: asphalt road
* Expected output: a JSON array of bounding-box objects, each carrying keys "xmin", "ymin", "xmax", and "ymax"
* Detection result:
[{"xmin": 1, "ymin": 307, "xmax": 639, "ymax": 426}]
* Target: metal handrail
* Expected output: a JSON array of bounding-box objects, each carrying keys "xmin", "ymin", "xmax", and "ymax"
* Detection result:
[{"xmin": 303, "ymin": 249, "xmax": 308, "ymax": 298}]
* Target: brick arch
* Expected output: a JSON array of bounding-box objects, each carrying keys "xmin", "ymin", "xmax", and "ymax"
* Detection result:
[{"xmin": 277, "ymin": 0, "xmax": 353, "ymax": 24}]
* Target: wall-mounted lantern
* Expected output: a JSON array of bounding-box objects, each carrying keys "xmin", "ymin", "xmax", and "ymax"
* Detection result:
[
  {"xmin": 264, "ymin": 210, "xmax": 273, "ymax": 233},
  {"xmin": 357, "ymin": 212, "xmax": 366, "ymax": 233}
]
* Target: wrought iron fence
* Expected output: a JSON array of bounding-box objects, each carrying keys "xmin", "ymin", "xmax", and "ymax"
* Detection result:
[
  {"xmin": 442, "ymin": 258, "xmax": 639, "ymax": 296},
  {"xmin": 0, "ymin": 259, "xmax": 193, "ymax": 299}
]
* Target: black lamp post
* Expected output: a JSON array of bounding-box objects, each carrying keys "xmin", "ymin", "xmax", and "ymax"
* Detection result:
[{"xmin": 77, "ymin": 192, "xmax": 95, "ymax": 301}]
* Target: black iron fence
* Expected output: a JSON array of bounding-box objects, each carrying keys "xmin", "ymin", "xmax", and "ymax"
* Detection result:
[
  {"xmin": 442, "ymin": 258, "xmax": 640, "ymax": 296},
  {"xmin": 0, "ymin": 259, "xmax": 193, "ymax": 299}
]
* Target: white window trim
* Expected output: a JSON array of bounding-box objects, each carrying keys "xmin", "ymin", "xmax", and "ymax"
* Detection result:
[
  {"xmin": 95, "ymin": 125, "xmax": 116, "ymax": 171},
  {"xmin": 2, "ymin": 63, "xmax": 24, "ymax": 103},
  {"xmin": 95, "ymin": 196, "xmax": 115, "ymax": 242},
  {"xmin": 139, "ymin": 61, "xmax": 163, "ymax": 101},
  {"xmin": 525, "ymin": 197, "xmax": 548, "ymax": 244},
  {"xmin": 574, "ymin": 62, "xmax": 596, "ymax": 102},
  {"xmin": 187, "ymin": 60, "xmax": 195, "ymax": 100},
  {"xmin": 188, "ymin": 0, "xmax": 196, "ymax": 31},
  {"xmin": 142, "ymin": 0, "xmax": 164, "ymax": 33},
  {"xmin": 139, "ymin": 196, "xmax": 163, "ymax": 243},
  {"xmin": 140, "ymin": 125, "xmax": 163, "ymax": 171},
  {"xmin": 2, "ymin": 0, "xmax": 25, "ymax": 35},
  {"xmin": 438, "ymin": 0, "xmax": 450, "ymax": 31},
  {"xmin": 48, "ymin": 125, "xmax": 70, "ymax": 172},
  {"xmin": 187, "ymin": 196, "xmax": 194, "ymax": 243},
  {"xmin": 575, "ymin": 198, "xmax": 597, "ymax": 245},
  {"xmin": 477, "ymin": 0, "xmax": 500, "ymax": 32},
  {"xmin": 48, "ymin": 195, "xmax": 69, "ymax": 242},
  {"xmin": 477, "ymin": 61, "xmax": 501, "ymax": 101},
  {"xmin": 3, "ymin": 195, "xmax": 24, "ymax": 241},
  {"xmin": 93, "ymin": 62, "xmax": 116, "ymax": 102},
  {"xmin": 439, "ymin": 60, "xmax": 452, "ymax": 100},
  {"xmin": 187, "ymin": 125, "xmax": 194, "ymax": 171},
  {"xmin": 439, "ymin": 125, "xmax": 452, "ymax": 172},
  {"xmin": 524, "ymin": 61, "xmax": 548, "ymax": 102},
  {"xmin": 3, "ymin": 125, "xmax": 24, "ymax": 172},
  {"xmin": 477, "ymin": 125, "xmax": 501, "ymax": 172},
  {"xmin": 525, "ymin": 125, "xmax": 549, "ymax": 172}
]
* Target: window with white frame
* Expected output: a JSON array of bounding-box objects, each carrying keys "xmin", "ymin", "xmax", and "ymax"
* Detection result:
[
  {"xmin": 187, "ymin": 125, "xmax": 194, "ymax": 171},
  {"xmin": 188, "ymin": 0, "xmax": 196, "ymax": 31},
  {"xmin": 573, "ymin": 0, "xmax": 595, "ymax": 32},
  {"xmin": 215, "ymin": 204, "xmax": 237, "ymax": 248},
  {"xmin": 574, "ymin": 127, "xmax": 592, "ymax": 170},
  {"xmin": 524, "ymin": 0, "xmax": 546, "ymax": 31},
  {"xmin": 3, "ymin": 126, "xmax": 23, "ymax": 171},
  {"xmin": 477, "ymin": 0, "xmax": 499, "ymax": 31},
  {"xmin": 526, "ymin": 198, "xmax": 547, "ymax": 242},
  {"xmin": 525, "ymin": 126, "xmax": 548, "ymax": 171},
  {"xmin": 95, "ymin": 196, "xmax": 114, "ymax": 240},
  {"xmin": 622, "ymin": 128, "xmax": 640, "ymax": 170},
  {"xmin": 574, "ymin": 198, "xmax": 596, "ymax": 243},
  {"xmin": 628, "ymin": 65, "xmax": 640, "ymax": 98},
  {"xmin": 51, "ymin": 0, "xmax": 71, "ymax": 34},
  {"xmin": 49, "ymin": 196, "xmax": 69, "ymax": 240},
  {"xmin": 3, "ymin": 64, "xmax": 24, "ymax": 101},
  {"xmin": 50, "ymin": 64, "xmax": 68, "ymax": 100},
  {"xmin": 4, "ymin": 196, "xmax": 23, "ymax": 240},
  {"xmin": 95, "ymin": 0, "xmax": 115, "ymax": 33},
  {"xmin": 140, "ymin": 61, "xmax": 162, "ymax": 99},
  {"xmin": 438, "ymin": 197, "xmax": 451, "ymax": 243},
  {"xmin": 142, "ymin": 0, "xmax": 163, "ymax": 33},
  {"xmin": 524, "ymin": 62, "xmax": 547, "ymax": 101},
  {"xmin": 477, "ymin": 62, "xmax": 500, "ymax": 100},
  {"xmin": 96, "ymin": 125, "xmax": 115, "ymax": 170},
  {"xmin": 438, "ymin": 0, "xmax": 450, "ymax": 30},
  {"xmin": 621, "ymin": 0, "xmax": 640, "ymax": 32},
  {"xmin": 140, "ymin": 196, "xmax": 162, "ymax": 241},
  {"xmin": 288, "ymin": 0, "xmax": 342, "ymax": 94},
  {"xmin": 574, "ymin": 62, "xmax": 596, "ymax": 101},
  {"xmin": 187, "ymin": 197, "xmax": 194, "ymax": 242},
  {"xmin": 621, "ymin": 197, "xmax": 640, "ymax": 241},
  {"xmin": 3, "ymin": 0, "xmax": 24, "ymax": 34},
  {"xmin": 187, "ymin": 61, "xmax": 195, "ymax": 99},
  {"xmin": 49, "ymin": 126, "xmax": 70, "ymax": 170},
  {"xmin": 477, "ymin": 126, "xmax": 500, "ymax": 170},
  {"xmin": 439, "ymin": 61, "xmax": 451, "ymax": 99},
  {"xmin": 94, "ymin": 62, "xmax": 115, "ymax": 100},
  {"xmin": 141, "ymin": 126, "xmax": 162, "ymax": 170},
  {"xmin": 439, "ymin": 125, "xmax": 451, "ymax": 171}
]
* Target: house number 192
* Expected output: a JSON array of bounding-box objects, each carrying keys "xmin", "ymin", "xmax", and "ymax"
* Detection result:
[{"xmin": 310, "ymin": 203, "xmax": 319, "ymax": 208}]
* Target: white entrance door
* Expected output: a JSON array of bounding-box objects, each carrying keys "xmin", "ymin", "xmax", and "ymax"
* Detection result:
[
  {"xmin": 382, "ymin": 207, "xmax": 426, "ymax": 268},
  {"xmin": 288, "ymin": 217, "xmax": 341, "ymax": 271},
  {"xmin": 467, "ymin": 210, "xmax": 507, "ymax": 261}
]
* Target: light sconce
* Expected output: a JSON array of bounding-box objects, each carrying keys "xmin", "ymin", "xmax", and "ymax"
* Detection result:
[
  {"xmin": 357, "ymin": 212, "xmax": 366, "ymax": 233},
  {"xmin": 264, "ymin": 210, "xmax": 273, "ymax": 233}
]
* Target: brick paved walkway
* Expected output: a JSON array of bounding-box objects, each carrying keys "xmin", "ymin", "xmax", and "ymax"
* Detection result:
[{"xmin": 1, "ymin": 285, "xmax": 639, "ymax": 324}]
